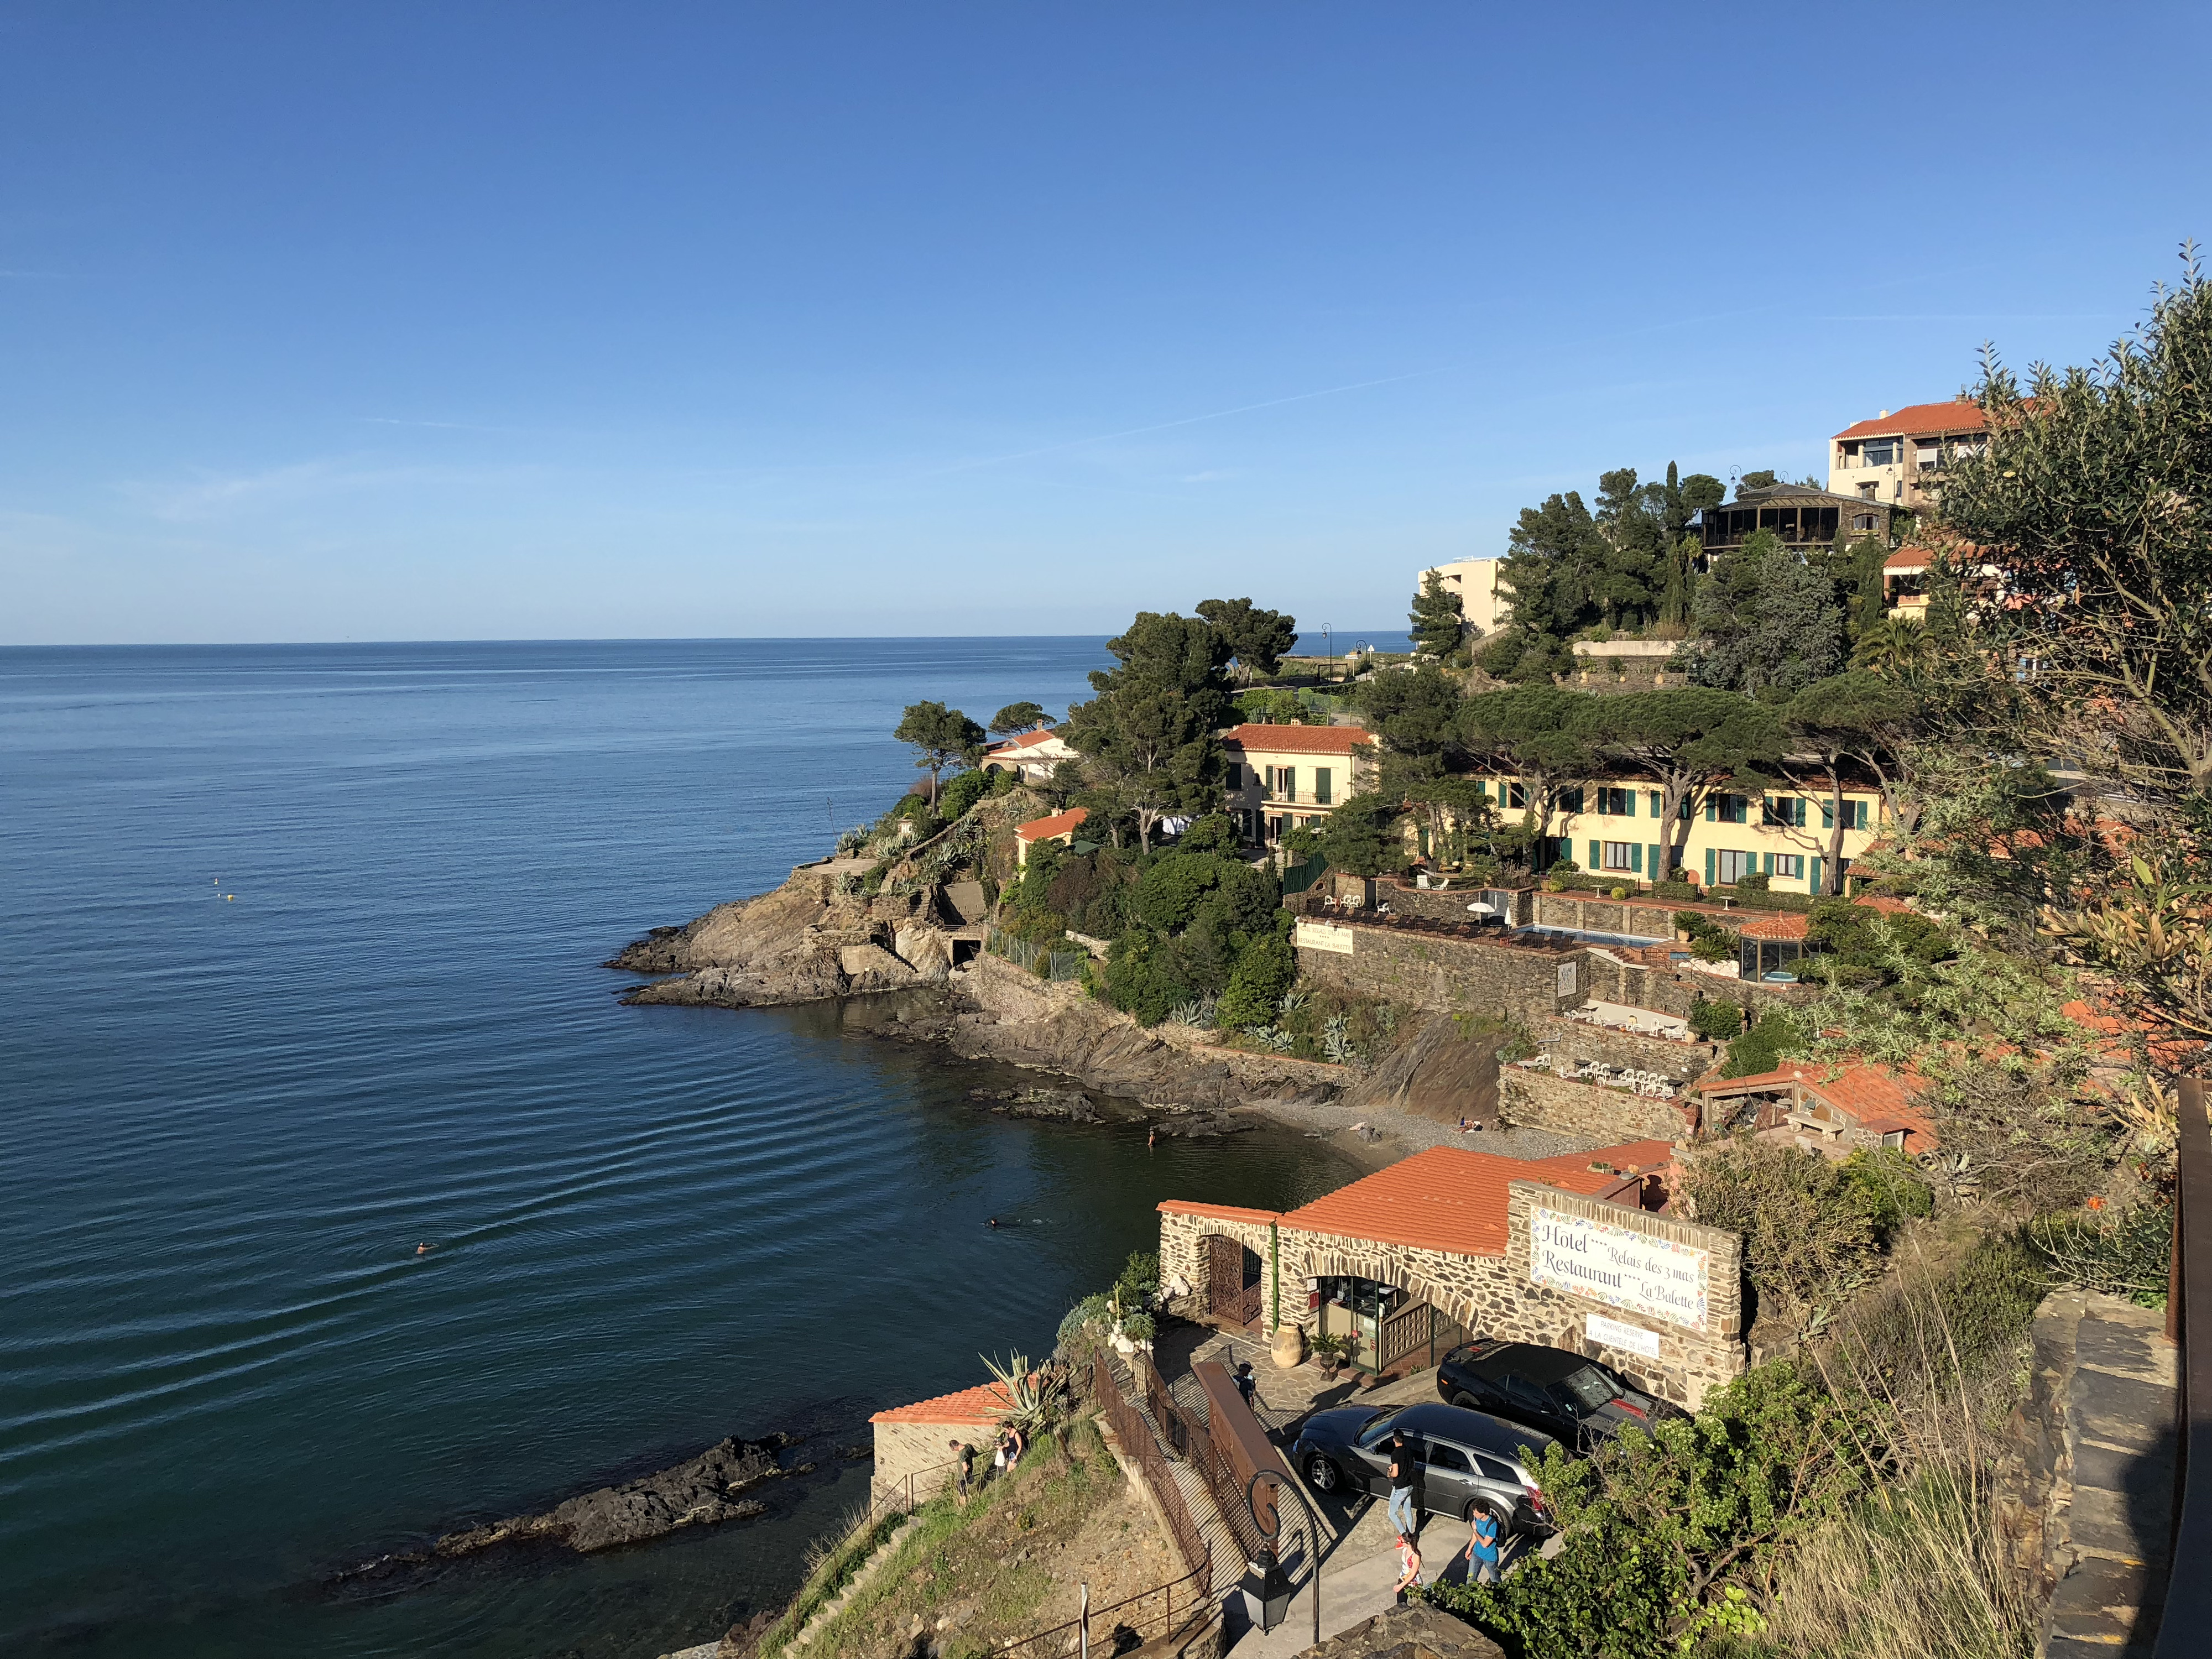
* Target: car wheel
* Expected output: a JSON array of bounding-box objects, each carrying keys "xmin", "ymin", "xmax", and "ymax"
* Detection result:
[
  {"xmin": 1304, "ymin": 1453, "xmax": 1342, "ymax": 1493},
  {"xmin": 1451, "ymin": 1392, "xmax": 1480, "ymax": 1411}
]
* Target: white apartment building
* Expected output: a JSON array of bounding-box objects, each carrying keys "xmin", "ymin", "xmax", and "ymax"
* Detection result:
[{"xmin": 1423, "ymin": 558, "xmax": 1510, "ymax": 637}]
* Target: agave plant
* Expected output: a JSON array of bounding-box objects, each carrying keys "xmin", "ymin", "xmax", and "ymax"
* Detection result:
[
  {"xmin": 1322, "ymin": 1013, "xmax": 1353, "ymax": 1063},
  {"xmin": 1277, "ymin": 989, "xmax": 1310, "ymax": 1018},
  {"xmin": 979, "ymin": 1350, "xmax": 1058, "ymax": 1437},
  {"xmin": 833, "ymin": 874, "xmax": 863, "ymax": 898},
  {"xmin": 1167, "ymin": 1000, "xmax": 1206, "ymax": 1027}
]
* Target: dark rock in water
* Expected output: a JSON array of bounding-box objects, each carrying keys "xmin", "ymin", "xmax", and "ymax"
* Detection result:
[
  {"xmin": 968, "ymin": 1086, "xmax": 1101, "ymax": 1123},
  {"xmin": 1152, "ymin": 1109, "xmax": 1253, "ymax": 1140},
  {"xmin": 432, "ymin": 1433, "xmax": 797, "ymax": 1557}
]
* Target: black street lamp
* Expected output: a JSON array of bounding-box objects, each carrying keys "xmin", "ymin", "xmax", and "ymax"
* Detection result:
[{"xmin": 1242, "ymin": 1469, "xmax": 1322, "ymax": 1644}]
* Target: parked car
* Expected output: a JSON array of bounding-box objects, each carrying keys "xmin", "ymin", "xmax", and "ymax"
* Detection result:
[
  {"xmin": 1290, "ymin": 1400, "xmax": 1555, "ymax": 1531},
  {"xmin": 1435, "ymin": 1338, "xmax": 1688, "ymax": 1451}
]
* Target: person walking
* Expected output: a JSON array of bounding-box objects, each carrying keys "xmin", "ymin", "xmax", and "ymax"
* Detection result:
[
  {"xmin": 1386, "ymin": 1431, "xmax": 1421, "ymax": 1540},
  {"xmin": 1233, "ymin": 1360, "xmax": 1258, "ymax": 1411},
  {"xmin": 950, "ymin": 1439, "xmax": 975, "ymax": 1504},
  {"xmin": 1464, "ymin": 1501, "xmax": 1504, "ymax": 1585},
  {"xmin": 1392, "ymin": 1532, "xmax": 1423, "ymax": 1605}
]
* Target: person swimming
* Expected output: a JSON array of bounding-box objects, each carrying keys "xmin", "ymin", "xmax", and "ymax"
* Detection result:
[
  {"xmin": 985, "ymin": 1217, "xmax": 999, "ymax": 1229},
  {"xmin": 415, "ymin": 1242, "xmax": 431, "ymax": 1255}
]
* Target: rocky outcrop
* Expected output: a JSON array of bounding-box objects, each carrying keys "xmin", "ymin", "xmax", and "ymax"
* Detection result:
[
  {"xmin": 437, "ymin": 1434, "xmax": 805, "ymax": 1556},
  {"xmin": 609, "ymin": 869, "xmax": 953, "ymax": 1008},
  {"xmin": 1334, "ymin": 1014, "xmax": 1505, "ymax": 1125},
  {"xmin": 946, "ymin": 956, "xmax": 1343, "ymax": 1110}
]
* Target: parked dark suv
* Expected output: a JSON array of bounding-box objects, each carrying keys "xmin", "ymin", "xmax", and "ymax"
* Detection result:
[{"xmin": 1436, "ymin": 1338, "xmax": 1687, "ymax": 1451}]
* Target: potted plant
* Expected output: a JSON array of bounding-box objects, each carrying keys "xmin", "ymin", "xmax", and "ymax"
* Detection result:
[{"xmin": 1311, "ymin": 1332, "xmax": 1353, "ymax": 1379}]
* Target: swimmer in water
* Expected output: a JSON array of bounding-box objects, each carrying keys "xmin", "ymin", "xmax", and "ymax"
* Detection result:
[
  {"xmin": 416, "ymin": 1242, "xmax": 431, "ymax": 1255},
  {"xmin": 986, "ymin": 1217, "xmax": 999, "ymax": 1229}
]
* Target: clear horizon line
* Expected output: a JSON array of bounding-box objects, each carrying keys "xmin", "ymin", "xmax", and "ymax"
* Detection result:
[{"xmin": 0, "ymin": 628, "xmax": 1412, "ymax": 650}]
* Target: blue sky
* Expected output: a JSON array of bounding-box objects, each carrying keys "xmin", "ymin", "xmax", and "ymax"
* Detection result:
[{"xmin": 3, "ymin": 3, "xmax": 2206, "ymax": 645}]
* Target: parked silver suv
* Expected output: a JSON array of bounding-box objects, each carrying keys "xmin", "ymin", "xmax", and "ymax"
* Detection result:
[{"xmin": 1290, "ymin": 1400, "xmax": 1556, "ymax": 1530}]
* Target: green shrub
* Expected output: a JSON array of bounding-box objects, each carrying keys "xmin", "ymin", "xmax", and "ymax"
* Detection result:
[
  {"xmin": 2029, "ymin": 1202, "xmax": 2173, "ymax": 1306},
  {"xmin": 936, "ymin": 768, "xmax": 993, "ymax": 821},
  {"xmin": 1098, "ymin": 931, "xmax": 1191, "ymax": 1026},
  {"xmin": 1689, "ymin": 999, "xmax": 1746, "ymax": 1041},
  {"xmin": 1721, "ymin": 1008, "xmax": 1800, "ymax": 1078},
  {"xmin": 1217, "ymin": 928, "xmax": 1296, "ymax": 1029}
]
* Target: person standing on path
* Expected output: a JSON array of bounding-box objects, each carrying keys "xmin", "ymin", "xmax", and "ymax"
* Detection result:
[
  {"xmin": 1464, "ymin": 1501, "xmax": 1503, "ymax": 1585},
  {"xmin": 1234, "ymin": 1360, "xmax": 1257, "ymax": 1411},
  {"xmin": 951, "ymin": 1439, "xmax": 975, "ymax": 1504},
  {"xmin": 1392, "ymin": 1532, "xmax": 1423, "ymax": 1605},
  {"xmin": 1386, "ymin": 1431, "xmax": 1420, "ymax": 1539}
]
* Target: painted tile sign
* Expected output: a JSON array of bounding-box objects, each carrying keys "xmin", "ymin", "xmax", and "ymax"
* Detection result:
[{"xmin": 1530, "ymin": 1205, "xmax": 1708, "ymax": 1331}]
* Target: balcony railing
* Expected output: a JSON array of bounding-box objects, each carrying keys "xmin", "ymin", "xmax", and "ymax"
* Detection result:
[{"xmin": 2153, "ymin": 1074, "xmax": 2209, "ymax": 1657}]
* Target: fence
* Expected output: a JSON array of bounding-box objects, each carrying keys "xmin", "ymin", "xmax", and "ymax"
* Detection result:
[
  {"xmin": 1091, "ymin": 1350, "xmax": 1215, "ymax": 1595},
  {"xmin": 988, "ymin": 928, "xmax": 1088, "ymax": 982},
  {"xmin": 1138, "ymin": 1358, "xmax": 1268, "ymax": 1562},
  {"xmin": 995, "ymin": 1563, "xmax": 1214, "ymax": 1659},
  {"xmin": 867, "ymin": 1453, "xmax": 967, "ymax": 1521},
  {"xmin": 1379, "ymin": 1298, "xmax": 1470, "ymax": 1374}
]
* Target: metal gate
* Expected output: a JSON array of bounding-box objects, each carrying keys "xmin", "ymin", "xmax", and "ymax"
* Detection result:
[
  {"xmin": 1379, "ymin": 1299, "xmax": 1472, "ymax": 1373},
  {"xmin": 1205, "ymin": 1234, "xmax": 1264, "ymax": 1326}
]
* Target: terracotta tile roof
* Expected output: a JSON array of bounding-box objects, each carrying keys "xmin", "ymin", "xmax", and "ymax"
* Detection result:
[
  {"xmin": 1834, "ymin": 401, "xmax": 1989, "ymax": 442},
  {"xmin": 870, "ymin": 1381, "xmax": 1014, "ymax": 1426},
  {"xmin": 1853, "ymin": 894, "xmax": 1914, "ymax": 915},
  {"xmin": 1884, "ymin": 546, "xmax": 1933, "ymax": 572},
  {"xmin": 1222, "ymin": 723, "xmax": 1372, "ymax": 755},
  {"xmin": 988, "ymin": 729, "xmax": 1063, "ymax": 753},
  {"xmin": 1015, "ymin": 807, "xmax": 1089, "ymax": 842},
  {"xmin": 1738, "ymin": 912, "xmax": 1811, "ymax": 941},
  {"xmin": 1157, "ymin": 1199, "xmax": 1284, "ymax": 1226},
  {"xmin": 1270, "ymin": 1141, "xmax": 1677, "ymax": 1259},
  {"xmin": 1699, "ymin": 1061, "xmax": 1936, "ymax": 1152}
]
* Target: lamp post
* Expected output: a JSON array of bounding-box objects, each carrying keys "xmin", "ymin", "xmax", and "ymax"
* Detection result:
[
  {"xmin": 1242, "ymin": 1469, "xmax": 1322, "ymax": 1645},
  {"xmin": 1323, "ymin": 624, "xmax": 1334, "ymax": 684}
]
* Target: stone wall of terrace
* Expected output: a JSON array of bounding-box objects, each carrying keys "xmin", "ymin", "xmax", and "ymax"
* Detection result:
[
  {"xmin": 1498, "ymin": 1068, "xmax": 1691, "ymax": 1146},
  {"xmin": 1291, "ymin": 912, "xmax": 1585, "ymax": 1022}
]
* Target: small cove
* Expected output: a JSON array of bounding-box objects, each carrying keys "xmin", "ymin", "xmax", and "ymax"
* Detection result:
[{"xmin": 0, "ymin": 640, "xmax": 1358, "ymax": 1659}]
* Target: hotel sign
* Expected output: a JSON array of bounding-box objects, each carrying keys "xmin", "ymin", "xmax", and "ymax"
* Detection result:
[
  {"xmin": 1293, "ymin": 920, "xmax": 1355, "ymax": 956},
  {"xmin": 1530, "ymin": 1204, "xmax": 1708, "ymax": 1331}
]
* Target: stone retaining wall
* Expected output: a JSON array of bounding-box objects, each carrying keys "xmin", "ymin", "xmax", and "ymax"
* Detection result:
[
  {"xmin": 1293, "ymin": 924, "xmax": 1583, "ymax": 1021},
  {"xmin": 1498, "ymin": 1068, "xmax": 1691, "ymax": 1145}
]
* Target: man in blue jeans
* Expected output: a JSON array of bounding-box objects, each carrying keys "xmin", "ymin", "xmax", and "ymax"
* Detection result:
[
  {"xmin": 1464, "ymin": 1500, "xmax": 1504, "ymax": 1585},
  {"xmin": 1386, "ymin": 1431, "xmax": 1420, "ymax": 1538}
]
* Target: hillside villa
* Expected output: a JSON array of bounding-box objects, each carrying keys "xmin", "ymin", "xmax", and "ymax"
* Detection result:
[
  {"xmin": 981, "ymin": 726, "xmax": 1078, "ymax": 784},
  {"xmin": 1828, "ymin": 399, "xmax": 1990, "ymax": 510},
  {"xmin": 1222, "ymin": 722, "xmax": 1374, "ymax": 847}
]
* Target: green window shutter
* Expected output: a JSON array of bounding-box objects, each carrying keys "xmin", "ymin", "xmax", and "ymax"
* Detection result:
[
  {"xmin": 1811, "ymin": 856, "xmax": 1824, "ymax": 892},
  {"xmin": 1821, "ymin": 800, "xmax": 1835, "ymax": 830},
  {"xmin": 1855, "ymin": 800, "xmax": 1870, "ymax": 831},
  {"xmin": 1704, "ymin": 799, "xmax": 1715, "ymax": 823},
  {"xmin": 1704, "ymin": 846, "xmax": 1715, "ymax": 885},
  {"xmin": 1795, "ymin": 797, "xmax": 1807, "ymax": 827},
  {"xmin": 1588, "ymin": 838, "xmax": 1600, "ymax": 868},
  {"xmin": 1316, "ymin": 767, "xmax": 1332, "ymax": 805},
  {"xmin": 1630, "ymin": 843, "xmax": 1643, "ymax": 873},
  {"xmin": 1649, "ymin": 842, "xmax": 1662, "ymax": 877},
  {"xmin": 1625, "ymin": 790, "xmax": 1637, "ymax": 818},
  {"xmin": 1763, "ymin": 851, "xmax": 1773, "ymax": 875}
]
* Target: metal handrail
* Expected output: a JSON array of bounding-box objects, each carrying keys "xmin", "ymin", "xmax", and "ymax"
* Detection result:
[
  {"xmin": 2153, "ymin": 1074, "xmax": 2209, "ymax": 1659},
  {"xmin": 993, "ymin": 1561, "xmax": 1213, "ymax": 1659}
]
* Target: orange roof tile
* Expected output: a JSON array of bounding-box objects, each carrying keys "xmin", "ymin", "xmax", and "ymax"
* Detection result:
[
  {"xmin": 1834, "ymin": 401, "xmax": 1989, "ymax": 442},
  {"xmin": 1015, "ymin": 807, "xmax": 1089, "ymax": 842},
  {"xmin": 1700, "ymin": 1061, "xmax": 1936, "ymax": 1152},
  {"xmin": 1274, "ymin": 1141, "xmax": 1677, "ymax": 1258},
  {"xmin": 1738, "ymin": 912, "xmax": 1810, "ymax": 941},
  {"xmin": 870, "ymin": 1381, "xmax": 1014, "ymax": 1426},
  {"xmin": 1853, "ymin": 894, "xmax": 1914, "ymax": 915},
  {"xmin": 1222, "ymin": 723, "xmax": 1372, "ymax": 755},
  {"xmin": 1884, "ymin": 546, "xmax": 1933, "ymax": 572},
  {"xmin": 988, "ymin": 729, "xmax": 1063, "ymax": 753}
]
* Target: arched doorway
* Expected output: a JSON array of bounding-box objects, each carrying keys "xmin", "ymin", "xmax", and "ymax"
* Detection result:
[{"xmin": 1203, "ymin": 1234, "xmax": 1265, "ymax": 1326}]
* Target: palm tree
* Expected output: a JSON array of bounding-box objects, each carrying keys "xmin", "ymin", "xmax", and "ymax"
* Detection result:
[{"xmin": 1853, "ymin": 616, "xmax": 1929, "ymax": 677}]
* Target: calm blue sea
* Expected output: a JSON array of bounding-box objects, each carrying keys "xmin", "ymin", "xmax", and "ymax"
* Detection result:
[{"xmin": 0, "ymin": 640, "xmax": 1355, "ymax": 1659}]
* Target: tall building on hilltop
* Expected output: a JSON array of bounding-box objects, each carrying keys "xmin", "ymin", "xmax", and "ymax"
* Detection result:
[
  {"xmin": 1425, "ymin": 557, "xmax": 1510, "ymax": 637},
  {"xmin": 1828, "ymin": 401, "xmax": 1989, "ymax": 510}
]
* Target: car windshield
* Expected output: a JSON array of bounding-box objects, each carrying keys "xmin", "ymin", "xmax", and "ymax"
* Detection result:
[
  {"xmin": 1354, "ymin": 1408, "xmax": 1405, "ymax": 1448},
  {"xmin": 1551, "ymin": 1365, "xmax": 1623, "ymax": 1414}
]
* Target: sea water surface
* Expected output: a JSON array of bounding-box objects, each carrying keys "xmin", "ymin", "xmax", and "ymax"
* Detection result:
[{"xmin": 0, "ymin": 640, "xmax": 1355, "ymax": 1659}]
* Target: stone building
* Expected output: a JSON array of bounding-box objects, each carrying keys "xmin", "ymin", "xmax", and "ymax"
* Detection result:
[
  {"xmin": 1694, "ymin": 1059, "xmax": 1936, "ymax": 1155},
  {"xmin": 1159, "ymin": 1141, "xmax": 1746, "ymax": 1408},
  {"xmin": 1221, "ymin": 722, "xmax": 1373, "ymax": 846},
  {"xmin": 868, "ymin": 1380, "xmax": 1011, "ymax": 1511},
  {"xmin": 1828, "ymin": 400, "xmax": 1989, "ymax": 510}
]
